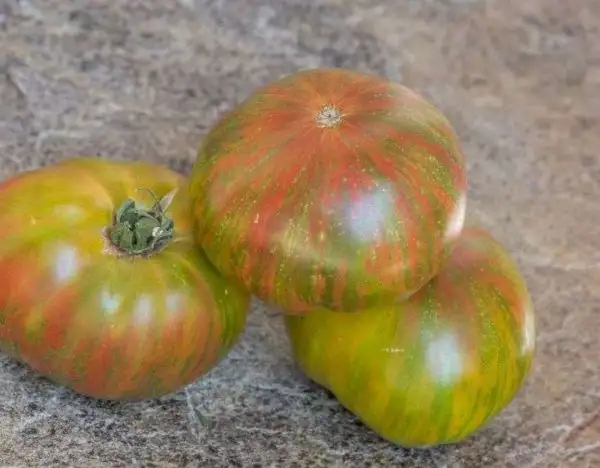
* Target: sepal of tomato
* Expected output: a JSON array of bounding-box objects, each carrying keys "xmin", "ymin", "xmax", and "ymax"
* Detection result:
[
  {"xmin": 284, "ymin": 226, "xmax": 536, "ymax": 447},
  {"xmin": 0, "ymin": 157, "xmax": 250, "ymax": 400},
  {"xmin": 189, "ymin": 68, "xmax": 467, "ymax": 314}
]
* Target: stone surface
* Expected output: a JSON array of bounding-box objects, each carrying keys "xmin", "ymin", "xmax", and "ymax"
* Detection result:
[{"xmin": 0, "ymin": 0, "xmax": 599, "ymax": 466}]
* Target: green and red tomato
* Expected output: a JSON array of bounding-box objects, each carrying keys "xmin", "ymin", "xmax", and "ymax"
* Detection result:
[
  {"xmin": 189, "ymin": 68, "xmax": 467, "ymax": 314},
  {"xmin": 0, "ymin": 157, "xmax": 250, "ymax": 400},
  {"xmin": 284, "ymin": 226, "xmax": 536, "ymax": 447}
]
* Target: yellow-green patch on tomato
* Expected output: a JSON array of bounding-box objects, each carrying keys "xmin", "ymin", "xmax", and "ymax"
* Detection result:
[{"xmin": 284, "ymin": 226, "xmax": 536, "ymax": 447}]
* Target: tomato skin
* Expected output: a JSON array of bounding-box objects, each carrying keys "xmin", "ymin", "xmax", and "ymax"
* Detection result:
[
  {"xmin": 0, "ymin": 157, "xmax": 250, "ymax": 400},
  {"xmin": 189, "ymin": 68, "xmax": 467, "ymax": 314},
  {"xmin": 284, "ymin": 227, "xmax": 536, "ymax": 447}
]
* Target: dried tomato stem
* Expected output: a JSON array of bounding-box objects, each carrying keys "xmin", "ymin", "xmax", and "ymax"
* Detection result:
[{"xmin": 108, "ymin": 188, "xmax": 177, "ymax": 256}]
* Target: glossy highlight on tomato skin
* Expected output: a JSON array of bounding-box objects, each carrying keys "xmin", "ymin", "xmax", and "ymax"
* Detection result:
[
  {"xmin": 0, "ymin": 157, "xmax": 250, "ymax": 400},
  {"xmin": 284, "ymin": 227, "xmax": 536, "ymax": 447},
  {"xmin": 189, "ymin": 67, "xmax": 468, "ymax": 314}
]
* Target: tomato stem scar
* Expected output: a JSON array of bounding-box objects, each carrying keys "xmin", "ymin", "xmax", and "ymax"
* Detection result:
[{"xmin": 316, "ymin": 104, "xmax": 343, "ymax": 128}]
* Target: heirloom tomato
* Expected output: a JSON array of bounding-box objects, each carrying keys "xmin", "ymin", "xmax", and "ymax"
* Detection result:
[
  {"xmin": 0, "ymin": 157, "xmax": 250, "ymax": 400},
  {"xmin": 284, "ymin": 227, "xmax": 536, "ymax": 447},
  {"xmin": 189, "ymin": 68, "xmax": 467, "ymax": 314}
]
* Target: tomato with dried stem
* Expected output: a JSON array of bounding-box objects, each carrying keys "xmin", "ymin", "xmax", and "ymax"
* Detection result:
[
  {"xmin": 0, "ymin": 157, "xmax": 250, "ymax": 400},
  {"xmin": 284, "ymin": 226, "xmax": 536, "ymax": 447},
  {"xmin": 189, "ymin": 68, "xmax": 467, "ymax": 314}
]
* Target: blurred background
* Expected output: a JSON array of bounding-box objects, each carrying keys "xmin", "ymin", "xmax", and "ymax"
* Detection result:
[{"xmin": 0, "ymin": 0, "xmax": 598, "ymax": 466}]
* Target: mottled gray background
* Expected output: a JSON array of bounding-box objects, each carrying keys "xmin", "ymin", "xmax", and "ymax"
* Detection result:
[{"xmin": 0, "ymin": 0, "xmax": 599, "ymax": 466}]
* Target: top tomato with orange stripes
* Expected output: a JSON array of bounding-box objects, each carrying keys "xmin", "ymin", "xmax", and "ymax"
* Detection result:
[
  {"xmin": 189, "ymin": 68, "xmax": 468, "ymax": 314},
  {"xmin": 0, "ymin": 157, "xmax": 250, "ymax": 400}
]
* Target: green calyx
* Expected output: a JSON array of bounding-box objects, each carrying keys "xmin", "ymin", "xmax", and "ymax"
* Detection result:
[{"xmin": 109, "ymin": 188, "xmax": 177, "ymax": 256}]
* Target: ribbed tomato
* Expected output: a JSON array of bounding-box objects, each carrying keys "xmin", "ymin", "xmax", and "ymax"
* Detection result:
[
  {"xmin": 284, "ymin": 227, "xmax": 536, "ymax": 447},
  {"xmin": 189, "ymin": 68, "xmax": 467, "ymax": 314},
  {"xmin": 0, "ymin": 157, "xmax": 250, "ymax": 400}
]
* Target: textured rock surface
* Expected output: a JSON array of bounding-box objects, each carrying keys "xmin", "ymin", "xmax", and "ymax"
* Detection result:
[{"xmin": 0, "ymin": 0, "xmax": 599, "ymax": 466}]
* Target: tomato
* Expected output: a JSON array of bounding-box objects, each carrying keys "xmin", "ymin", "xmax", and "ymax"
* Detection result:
[
  {"xmin": 0, "ymin": 157, "xmax": 250, "ymax": 400},
  {"xmin": 283, "ymin": 227, "xmax": 536, "ymax": 447},
  {"xmin": 189, "ymin": 68, "xmax": 467, "ymax": 314}
]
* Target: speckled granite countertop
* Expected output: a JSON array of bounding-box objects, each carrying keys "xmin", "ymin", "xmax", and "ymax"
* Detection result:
[{"xmin": 0, "ymin": 0, "xmax": 598, "ymax": 466}]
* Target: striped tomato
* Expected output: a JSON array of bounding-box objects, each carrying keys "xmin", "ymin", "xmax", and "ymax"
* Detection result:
[
  {"xmin": 189, "ymin": 68, "xmax": 467, "ymax": 314},
  {"xmin": 284, "ymin": 227, "xmax": 536, "ymax": 447},
  {"xmin": 0, "ymin": 157, "xmax": 250, "ymax": 400}
]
